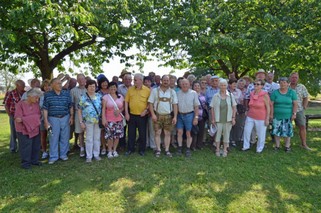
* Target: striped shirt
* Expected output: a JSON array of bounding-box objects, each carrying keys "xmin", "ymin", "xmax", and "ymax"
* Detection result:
[{"xmin": 42, "ymin": 90, "xmax": 73, "ymax": 117}]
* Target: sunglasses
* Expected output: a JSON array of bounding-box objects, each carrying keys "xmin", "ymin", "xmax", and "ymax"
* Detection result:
[{"xmin": 254, "ymin": 83, "xmax": 262, "ymax": 86}]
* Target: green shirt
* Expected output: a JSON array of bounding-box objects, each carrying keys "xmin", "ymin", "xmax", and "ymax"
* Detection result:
[
  {"xmin": 271, "ymin": 89, "xmax": 297, "ymax": 119},
  {"xmin": 219, "ymin": 99, "xmax": 228, "ymax": 123}
]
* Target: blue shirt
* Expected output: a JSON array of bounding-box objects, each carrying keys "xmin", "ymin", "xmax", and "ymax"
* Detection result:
[
  {"xmin": 205, "ymin": 87, "xmax": 219, "ymax": 106},
  {"xmin": 78, "ymin": 93, "xmax": 102, "ymax": 124},
  {"xmin": 42, "ymin": 90, "xmax": 73, "ymax": 117}
]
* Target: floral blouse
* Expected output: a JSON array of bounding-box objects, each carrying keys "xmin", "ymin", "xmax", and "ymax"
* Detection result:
[{"xmin": 78, "ymin": 93, "xmax": 102, "ymax": 124}]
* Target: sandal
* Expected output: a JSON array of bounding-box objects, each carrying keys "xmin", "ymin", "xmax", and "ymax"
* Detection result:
[
  {"xmin": 165, "ymin": 151, "xmax": 172, "ymax": 158},
  {"xmin": 155, "ymin": 150, "xmax": 161, "ymax": 158},
  {"xmin": 223, "ymin": 151, "xmax": 228, "ymax": 157},
  {"xmin": 215, "ymin": 150, "xmax": 220, "ymax": 157}
]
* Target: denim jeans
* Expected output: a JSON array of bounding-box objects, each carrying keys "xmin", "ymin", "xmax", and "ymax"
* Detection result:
[{"xmin": 48, "ymin": 115, "xmax": 70, "ymax": 161}]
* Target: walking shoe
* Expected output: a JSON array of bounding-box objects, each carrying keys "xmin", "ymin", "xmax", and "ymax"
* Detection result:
[
  {"xmin": 80, "ymin": 149, "xmax": 85, "ymax": 157},
  {"xmin": 222, "ymin": 151, "xmax": 228, "ymax": 157},
  {"xmin": 215, "ymin": 150, "xmax": 220, "ymax": 157},
  {"xmin": 48, "ymin": 160, "xmax": 56, "ymax": 165},
  {"xmin": 94, "ymin": 156, "xmax": 102, "ymax": 161},
  {"xmin": 165, "ymin": 151, "xmax": 172, "ymax": 158},
  {"xmin": 185, "ymin": 149, "xmax": 191, "ymax": 157},
  {"xmin": 86, "ymin": 158, "xmax": 92, "ymax": 163},
  {"xmin": 42, "ymin": 152, "xmax": 48, "ymax": 159},
  {"xmin": 301, "ymin": 145, "xmax": 312, "ymax": 151},
  {"xmin": 274, "ymin": 146, "xmax": 280, "ymax": 151},
  {"xmin": 285, "ymin": 147, "xmax": 291, "ymax": 152},
  {"xmin": 101, "ymin": 149, "xmax": 106, "ymax": 155},
  {"xmin": 61, "ymin": 157, "xmax": 68, "ymax": 161},
  {"xmin": 113, "ymin": 151, "xmax": 119, "ymax": 157},
  {"xmin": 155, "ymin": 150, "xmax": 161, "ymax": 158},
  {"xmin": 107, "ymin": 152, "xmax": 114, "ymax": 159}
]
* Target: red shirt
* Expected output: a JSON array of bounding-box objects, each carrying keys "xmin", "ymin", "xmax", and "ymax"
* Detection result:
[{"xmin": 4, "ymin": 89, "xmax": 25, "ymax": 115}]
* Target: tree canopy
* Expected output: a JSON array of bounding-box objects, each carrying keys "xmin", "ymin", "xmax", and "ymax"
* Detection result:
[{"xmin": 1, "ymin": 0, "xmax": 320, "ymax": 94}]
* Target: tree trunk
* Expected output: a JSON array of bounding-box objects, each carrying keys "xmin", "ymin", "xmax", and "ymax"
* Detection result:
[{"xmin": 37, "ymin": 60, "xmax": 53, "ymax": 80}]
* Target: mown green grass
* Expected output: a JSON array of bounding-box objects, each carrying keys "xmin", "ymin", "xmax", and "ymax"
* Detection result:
[{"xmin": 0, "ymin": 113, "xmax": 320, "ymax": 212}]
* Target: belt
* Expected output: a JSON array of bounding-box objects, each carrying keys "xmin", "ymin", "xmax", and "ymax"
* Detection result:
[
  {"xmin": 179, "ymin": 111, "xmax": 193, "ymax": 115},
  {"xmin": 51, "ymin": 114, "xmax": 67, "ymax": 118}
]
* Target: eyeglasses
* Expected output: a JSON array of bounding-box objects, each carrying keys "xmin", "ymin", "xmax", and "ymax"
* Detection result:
[{"xmin": 254, "ymin": 83, "xmax": 262, "ymax": 86}]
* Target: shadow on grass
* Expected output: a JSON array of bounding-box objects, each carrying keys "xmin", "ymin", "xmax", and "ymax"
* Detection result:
[{"xmin": 0, "ymin": 131, "xmax": 320, "ymax": 212}]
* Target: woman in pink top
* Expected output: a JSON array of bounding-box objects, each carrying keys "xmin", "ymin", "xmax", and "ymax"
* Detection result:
[
  {"xmin": 242, "ymin": 79, "xmax": 270, "ymax": 153},
  {"xmin": 14, "ymin": 88, "xmax": 43, "ymax": 169},
  {"xmin": 102, "ymin": 82, "xmax": 124, "ymax": 158}
]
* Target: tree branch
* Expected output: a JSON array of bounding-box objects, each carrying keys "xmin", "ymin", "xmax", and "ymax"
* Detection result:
[{"xmin": 50, "ymin": 35, "xmax": 97, "ymax": 69}]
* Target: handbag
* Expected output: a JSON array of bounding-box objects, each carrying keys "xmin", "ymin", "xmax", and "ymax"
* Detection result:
[
  {"xmin": 237, "ymin": 104, "xmax": 246, "ymax": 114},
  {"xmin": 86, "ymin": 93, "xmax": 104, "ymax": 128},
  {"xmin": 108, "ymin": 94, "xmax": 126, "ymax": 127}
]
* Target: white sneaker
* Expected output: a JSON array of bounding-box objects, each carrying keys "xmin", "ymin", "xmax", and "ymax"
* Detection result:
[
  {"xmin": 42, "ymin": 152, "xmax": 48, "ymax": 159},
  {"xmin": 113, "ymin": 151, "xmax": 119, "ymax": 158},
  {"xmin": 107, "ymin": 152, "xmax": 114, "ymax": 159},
  {"xmin": 101, "ymin": 149, "xmax": 106, "ymax": 155},
  {"xmin": 80, "ymin": 149, "xmax": 85, "ymax": 157},
  {"xmin": 61, "ymin": 157, "xmax": 68, "ymax": 161},
  {"xmin": 86, "ymin": 158, "xmax": 92, "ymax": 163},
  {"xmin": 94, "ymin": 156, "xmax": 102, "ymax": 161}
]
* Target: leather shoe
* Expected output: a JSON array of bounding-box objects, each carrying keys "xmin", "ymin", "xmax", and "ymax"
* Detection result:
[
  {"xmin": 139, "ymin": 151, "xmax": 145, "ymax": 156},
  {"xmin": 32, "ymin": 162, "xmax": 43, "ymax": 166}
]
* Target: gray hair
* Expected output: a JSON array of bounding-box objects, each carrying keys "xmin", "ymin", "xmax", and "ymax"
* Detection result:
[
  {"xmin": 134, "ymin": 73, "xmax": 144, "ymax": 81},
  {"xmin": 27, "ymin": 88, "xmax": 43, "ymax": 97},
  {"xmin": 219, "ymin": 78, "xmax": 228, "ymax": 86}
]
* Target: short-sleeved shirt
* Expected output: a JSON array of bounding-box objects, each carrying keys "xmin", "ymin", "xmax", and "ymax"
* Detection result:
[
  {"xmin": 70, "ymin": 86, "xmax": 87, "ymax": 110},
  {"xmin": 271, "ymin": 89, "xmax": 297, "ymax": 119},
  {"xmin": 125, "ymin": 85, "xmax": 150, "ymax": 115},
  {"xmin": 177, "ymin": 89, "xmax": 200, "ymax": 113},
  {"xmin": 245, "ymin": 83, "xmax": 272, "ymax": 100},
  {"xmin": 78, "ymin": 93, "xmax": 102, "ymax": 124},
  {"xmin": 291, "ymin": 84, "xmax": 308, "ymax": 112},
  {"xmin": 42, "ymin": 90, "xmax": 73, "ymax": 117},
  {"xmin": 103, "ymin": 94, "xmax": 124, "ymax": 122},
  {"xmin": 148, "ymin": 87, "xmax": 178, "ymax": 114}
]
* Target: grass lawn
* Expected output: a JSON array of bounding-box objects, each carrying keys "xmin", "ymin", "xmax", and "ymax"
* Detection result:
[{"xmin": 0, "ymin": 112, "xmax": 321, "ymax": 212}]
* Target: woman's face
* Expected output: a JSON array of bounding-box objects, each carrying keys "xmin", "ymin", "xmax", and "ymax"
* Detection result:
[
  {"xmin": 254, "ymin": 81, "xmax": 263, "ymax": 90},
  {"xmin": 109, "ymin": 85, "xmax": 117, "ymax": 94},
  {"xmin": 230, "ymin": 82, "xmax": 237, "ymax": 90},
  {"xmin": 29, "ymin": 95, "xmax": 40, "ymax": 103},
  {"xmin": 279, "ymin": 80, "xmax": 289, "ymax": 89},
  {"xmin": 43, "ymin": 83, "xmax": 51, "ymax": 92},
  {"xmin": 219, "ymin": 83, "xmax": 227, "ymax": 91},
  {"xmin": 200, "ymin": 80, "xmax": 207, "ymax": 89},
  {"xmin": 101, "ymin": 81, "xmax": 108, "ymax": 89},
  {"xmin": 238, "ymin": 81, "xmax": 245, "ymax": 89},
  {"xmin": 193, "ymin": 83, "xmax": 201, "ymax": 92},
  {"xmin": 87, "ymin": 84, "xmax": 96, "ymax": 93}
]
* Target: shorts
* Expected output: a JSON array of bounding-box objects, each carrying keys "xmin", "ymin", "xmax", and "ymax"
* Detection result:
[
  {"xmin": 272, "ymin": 118, "xmax": 293, "ymax": 137},
  {"xmin": 105, "ymin": 121, "xmax": 124, "ymax": 140},
  {"xmin": 176, "ymin": 112, "xmax": 194, "ymax": 131},
  {"xmin": 153, "ymin": 114, "xmax": 173, "ymax": 132},
  {"xmin": 294, "ymin": 110, "xmax": 306, "ymax": 127}
]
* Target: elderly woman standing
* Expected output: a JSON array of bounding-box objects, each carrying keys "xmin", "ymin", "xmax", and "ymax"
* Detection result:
[
  {"xmin": 270, "ymin": 77, "xmax": 298, "ymax": 152},
  {"xmin": 210, "ymin": 79, "xmax": 237, "ymax": 157},
  {"xmin": 242, "ymin": 79, "xmax": 270, "ymax": 153},
  {"xmin": 15, "ymin": 88, "xmax": 43, "ymax": 169},
  {"xmin": 102, "ymin": 82, "xmax": 125, "ymax": 158},
  {"xmin": 78, "ymin": 80, "xmax": 102, "ymax": 163}
]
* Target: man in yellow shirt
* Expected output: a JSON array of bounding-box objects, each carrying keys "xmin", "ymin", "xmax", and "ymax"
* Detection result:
[{"xmin": 125, "ymin": 73, "xmax": 151, "ymax": 156}]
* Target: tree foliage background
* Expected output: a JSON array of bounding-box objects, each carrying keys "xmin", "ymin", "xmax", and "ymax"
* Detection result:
[{"xmin": 0, "ymin": 0, "xmax": 320, "ymax": 94}]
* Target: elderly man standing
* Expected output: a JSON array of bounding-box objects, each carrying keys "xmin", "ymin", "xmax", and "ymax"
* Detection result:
[
  {"xmin": 177, "ymin": 79, "xmax": 200, "ymax": 157},
  {"xmin": 70, "ymin": 74, "xmax": 87, "ymax": 157},
  {"xmin": 118, "ymin": 71, "xmax": 132, "ymax": 151},
  {"xmin": 289, "ymin": 72, "xmax": 311, "ymax": 150},
  {"xmin": 43, "ymin": 78, "xmax": 74, "ymax": 164},
  {"xmin": 149, "ymin": 75, "xmax": 178, "ymax": 157},
  {"xmin": 125, "ymin": 73, "xmax": 150, "ymax": 156},
  {"xmin": 4, "ymin": 80, "xmax": 26, "ymax": 153}
]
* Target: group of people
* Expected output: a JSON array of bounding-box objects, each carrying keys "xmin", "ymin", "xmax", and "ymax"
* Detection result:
[{"xmin": 3, "ymin": 69, "xmax": 311, "ymax": 169}]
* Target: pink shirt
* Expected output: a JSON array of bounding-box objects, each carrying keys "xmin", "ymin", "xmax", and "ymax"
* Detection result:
[
  {"xmin": 247, "ymin": 91, "xmax": 269, "ymax": 120},
  {"xmin": 103, "ymin": 94, "xmax": 124, "ymax": 122},
  {"xmin": 14, "ymin": 101, "xmax": 41, "ymax": 138}
]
